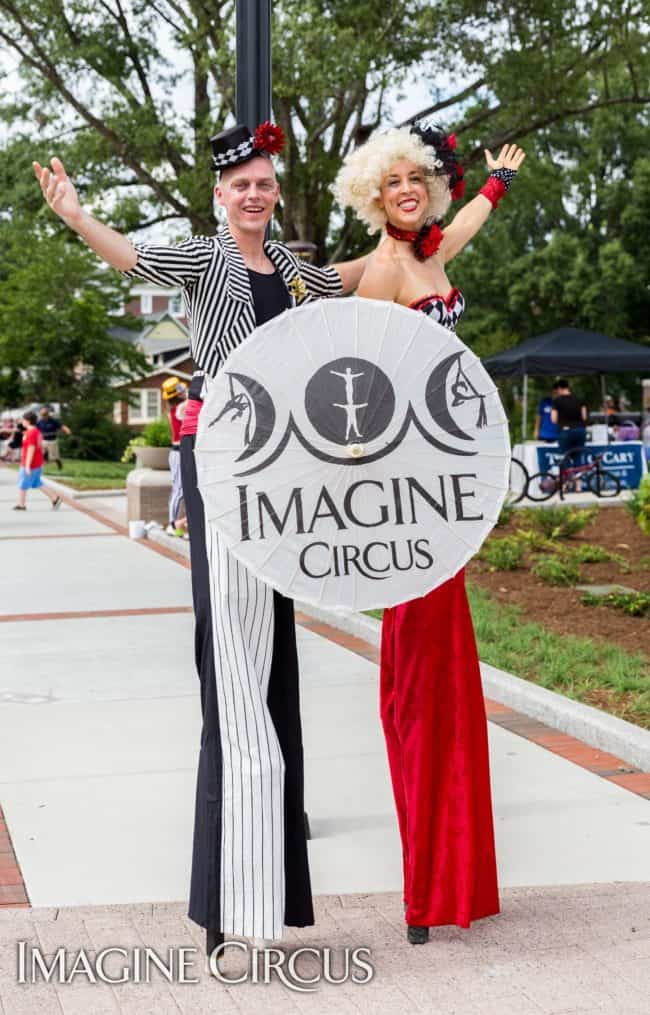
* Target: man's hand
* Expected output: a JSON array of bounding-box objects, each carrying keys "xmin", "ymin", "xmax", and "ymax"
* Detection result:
[
  {"xmin": 31, "ymin": 156, "xmax": 138, "ymax": 271},
  {"xmin": 33, "ymin": 157, "xmax": 83, "ymax": 227},
  {"xmin": 484, "ymin": 144, "xmax": 526, "ymax": 172}
]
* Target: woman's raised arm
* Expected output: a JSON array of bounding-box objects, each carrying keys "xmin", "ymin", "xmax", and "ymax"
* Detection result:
[{"xmin": 438, "ymin": 144, "xmax": 526, "ymax": 265}]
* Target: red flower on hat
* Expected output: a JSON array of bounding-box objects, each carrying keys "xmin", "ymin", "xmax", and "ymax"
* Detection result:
[
  {"xmin": 446, "ymin": 133, "xmax": 457, "ymax": 150},
  {"xmin": 253, "ymin": 121, "xmax": 286, "ymax": 155},
  {"xmin": 451, "ymin": 163, "xmax": 465, "ymax": 201}
]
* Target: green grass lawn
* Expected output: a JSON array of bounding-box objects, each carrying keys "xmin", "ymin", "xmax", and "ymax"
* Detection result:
[
  {"xmin": 8, "ymin": 459, "xmax": 133, "ymax": 490},
  {"xmin": 366, "ymin": 584, "xmax": 650, "ymax": 729}
]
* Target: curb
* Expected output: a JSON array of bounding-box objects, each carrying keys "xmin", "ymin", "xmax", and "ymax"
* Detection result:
[
  {"xmin": 296, "ymin": 601, "xmax": 650, "ymax": 774},
  {"xmin": 147, "ymin": 526, "xmax": 191, "ymax": 556},
  {"xmin": 43, "ymin": 477, "xmax": 126, "ymax": 500}
]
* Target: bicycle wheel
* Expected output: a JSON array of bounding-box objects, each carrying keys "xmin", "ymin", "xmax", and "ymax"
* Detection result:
[
  {"xmin": 526, "ymin": 471, "xmax": 557, "ymax": 501},
  {"xmin": 505, "ymin": 456, "xmax": 529, "ymax": 505},
  {"xmin": 586, "ymin": 469, "xmax": 621, "ymax": 498}
]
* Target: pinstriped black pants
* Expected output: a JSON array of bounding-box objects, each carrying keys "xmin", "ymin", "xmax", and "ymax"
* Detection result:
[{"xmin": 180, "ymin": 433, "xmax": 313, "ymax": 938}]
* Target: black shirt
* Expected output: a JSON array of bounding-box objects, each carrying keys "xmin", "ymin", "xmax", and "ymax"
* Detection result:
[
  {"xmin": 248, "ymin": 269, "xmax": 290, "ymax": 327},
  {"xmin": 552, "ymin": 394, "xmax": 584, "ymax": 429}
]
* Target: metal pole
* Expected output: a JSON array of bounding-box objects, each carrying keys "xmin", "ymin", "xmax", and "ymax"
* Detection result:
[
  {"xmin": 522, "ymin": 373, "xmax": 528, "ymax": 443},
  {"xmin": 236, "ymin": 0, "xmax": 272, "ymax": 128}
]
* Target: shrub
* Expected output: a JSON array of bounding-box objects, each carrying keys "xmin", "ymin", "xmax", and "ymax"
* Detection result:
[
  {"xmin": 521, "ymin": 505, "xmax": 598, "ymax": 540},
  {"xmin": 531, "ymin": 554, "xmax": 581, "ymax": 586},
  {"xmin": 478, "ymin": 536, "xmax": 525, "ymax": 571},
  {"xmin": 626, "ymin": 475, "xmax": 650, "ymax": 536},
  {"xmin": 568, "ymin": 544, "xmax": 614, "ymax": 564},
  {"xmin": 495, "ymin": 502, "xmax": 516, "ymax": 528},
  {"xmin": 141, "ymin": 416, "xmax": 172, "ymax": 446},
  {"xmin": 582, "ymin": 591, "xmax": 650, "ymax": 617},
  {"xmin": 121, "ymin": 416, "xmax": 172, "ymax": 463},
  {"xmin": 513, "ymin": 527, "xmax": 556, "ymax": 552},
  {"xmin": 60, "ymin": 405, "xmax": 136, "ymax": 461}
]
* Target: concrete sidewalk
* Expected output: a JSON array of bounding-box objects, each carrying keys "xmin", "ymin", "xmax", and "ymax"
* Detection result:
[{"xmin": 1, "ymin": 466, "xmax": 648, "ymax": 1013}]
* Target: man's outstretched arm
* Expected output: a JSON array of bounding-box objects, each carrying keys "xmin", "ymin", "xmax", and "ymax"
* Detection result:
[{"xmin": 33, "ymin": 157, "xmax": 138, "ymax": 272}]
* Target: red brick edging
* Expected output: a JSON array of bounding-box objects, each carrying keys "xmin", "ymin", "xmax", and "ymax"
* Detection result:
[
  {"xmin": 0, "ymin": 807, "xmax": 29, "ymax": 908},
  {"xmin": 0, "ymin": 606, "xmax": 192, "ymax": 624}
]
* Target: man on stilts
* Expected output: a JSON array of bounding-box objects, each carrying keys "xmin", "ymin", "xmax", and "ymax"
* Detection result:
[{"xmin": 33, "ymin": 123, "xmax": 367, "ymax": 955}]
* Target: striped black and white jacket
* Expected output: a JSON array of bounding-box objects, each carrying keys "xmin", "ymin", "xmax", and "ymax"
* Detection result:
[{"xmin": 123, "ymin": 226, "xmax": 343, "ymax": 381}]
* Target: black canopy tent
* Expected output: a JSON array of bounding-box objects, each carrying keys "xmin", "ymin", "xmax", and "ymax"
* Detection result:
[{"xmin": 482, "ymin": 327, "xmax": 650, "ymax": 441}]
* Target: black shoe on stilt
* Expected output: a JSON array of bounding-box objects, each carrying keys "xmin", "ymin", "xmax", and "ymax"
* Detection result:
[{"xmin": 407, "ymin": 925, "xmax": 429, "ymax": 945}]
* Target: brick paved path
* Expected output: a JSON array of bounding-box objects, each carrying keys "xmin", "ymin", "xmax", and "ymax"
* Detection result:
[{"xmin": 0, "ymin": 885, "xmax": 648, "ymax": 1014}]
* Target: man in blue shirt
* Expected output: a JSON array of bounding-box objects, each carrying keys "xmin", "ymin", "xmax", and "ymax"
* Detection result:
[
  {"xmin": 534, "ymin": 382, "xmax": 560, "ymax": 442},
  {"xmin": 36, "ymin": 405, "xmax": 71, "ymax": 470}
]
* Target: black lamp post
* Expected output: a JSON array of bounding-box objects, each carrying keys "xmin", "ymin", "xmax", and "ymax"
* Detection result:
[
  {"xmin": 235, "ymin": 2, "xmax": 309, "ymax": 841},
  {"xmin": 236, "ymin": 0, "xmax": 272, "ymax": 128}
]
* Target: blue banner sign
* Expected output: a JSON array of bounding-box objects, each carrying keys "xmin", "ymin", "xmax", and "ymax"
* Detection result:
[{"xmin": 536, "ymin": 442, "xmax": 646, "ymax": 489}]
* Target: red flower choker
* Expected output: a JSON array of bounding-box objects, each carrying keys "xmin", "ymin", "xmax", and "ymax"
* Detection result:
[{"xmin": 386, "ymin": 220, "xmax": 443, "ymax": 261}]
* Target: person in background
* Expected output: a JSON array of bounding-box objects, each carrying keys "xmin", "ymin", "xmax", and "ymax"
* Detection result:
[
  {"xmin": 551, "ymin": 379, "xmax": 588, "ymax": 455},
  {"xmin": 0, "ymin": 415, "xmax": 16, "ymax": 459},
  {"xmin": 603, "ymin": 394, "xmax": 619, "ymax": 417},
  {"xmin": 5, "ymin": 418, "xmax": 25, "ymax": 463},
  {"xmin": 161, "ymin": 377, "xmax": 188, "ymax": 536},
  {"xmin": 37, "ymin": 405, "xmax": 71, "ymax": 470},
  {"xmin": 13, "ymin": 411, "xmax": 62, "ymax": 510},
  {"xmin": 533, "ymin": 381, "xmax": 560, "ymax": 443}
]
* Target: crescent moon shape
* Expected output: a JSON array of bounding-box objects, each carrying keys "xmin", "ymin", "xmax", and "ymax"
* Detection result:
[
  {"xmin": 425, "ymin": 352, "xmax": 474, "ymax": 442},
  {"xmin": 228, "ymin": 372, "xmax": 277, "ymax": 461}
]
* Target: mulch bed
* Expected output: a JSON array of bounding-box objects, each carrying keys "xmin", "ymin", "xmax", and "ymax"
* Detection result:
[{"xmin": 466, "ymin": 506, "xmax": 650, "ymax": 661}]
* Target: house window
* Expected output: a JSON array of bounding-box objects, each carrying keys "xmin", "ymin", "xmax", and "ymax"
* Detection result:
[
  {"xmin": 113, "ymin": 401, "xmax": 122, "ymax": 423},
  {"xmin": 127, "ymin": 391, "xmax": 144, "ymax": 423},
  {"xmin": 168, "ymin": 292, "xmax": 183, "ymax": 316},
  {"xmin": 140, "ymin": 293, "xmax": 153, "ymax": 315},
  {"xmin": 127, "ymin": 389, "xmax": 161, "ymax": 422},
  {"xmin": 146, "ymin": 389, "xmax": 160, "ymax": 419}
]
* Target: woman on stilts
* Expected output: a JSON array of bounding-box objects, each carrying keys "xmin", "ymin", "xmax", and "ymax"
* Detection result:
[{"xmin": 333, "ymin": 122, "xmax": 525, "ymax": 944}]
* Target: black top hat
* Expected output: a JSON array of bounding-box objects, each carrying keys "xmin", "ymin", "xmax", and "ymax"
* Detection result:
[{"xmin": 210, "ymin": 121, "xmax": 286, "ymax": 171}]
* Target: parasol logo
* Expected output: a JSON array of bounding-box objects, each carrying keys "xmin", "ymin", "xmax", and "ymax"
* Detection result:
[
  {"xmin": 304, "ymin": 357, "xmax": 395, "ymax": 445},
  {"xmin": 208, "ymin": 353, "xmax": 488, "ymax": 476}
]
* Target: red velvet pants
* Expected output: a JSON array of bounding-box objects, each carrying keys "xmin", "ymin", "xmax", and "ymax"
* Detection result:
[{"xmin": 380, "ymin": 570, "xmax": 499, "ymax": 928}]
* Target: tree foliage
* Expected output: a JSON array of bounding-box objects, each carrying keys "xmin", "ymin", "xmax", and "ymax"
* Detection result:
[
  {"xmin": 0, "ymin": 220, "xmax": 146, "ymax": 410},
  {"xmin": 0, "ymin": 0, "xmax": 648, "ymax": 392}
]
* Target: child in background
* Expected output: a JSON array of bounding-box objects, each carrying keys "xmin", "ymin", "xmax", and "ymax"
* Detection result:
[{"xmin": 13, "ymin": 411, "xmax": 62, "ymax": 511}]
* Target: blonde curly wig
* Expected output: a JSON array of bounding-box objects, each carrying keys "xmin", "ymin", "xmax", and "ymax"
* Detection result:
[{"xmin": 331, "ymin": 127, "xmax": 453, "ymax": 234}]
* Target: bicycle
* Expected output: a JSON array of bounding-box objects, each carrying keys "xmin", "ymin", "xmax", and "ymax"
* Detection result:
[
  {"xmin": 504, "ymin": 455, "xmax": 530, "ymax": 506},
  {"xmin": 528, "ymin": 448, "xmax": 621, "ymax": 501}
]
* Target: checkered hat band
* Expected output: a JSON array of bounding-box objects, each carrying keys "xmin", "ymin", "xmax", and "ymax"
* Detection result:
[{"xmin": 213, "ymin": 137, "xmax": 256, "ymax": 168}]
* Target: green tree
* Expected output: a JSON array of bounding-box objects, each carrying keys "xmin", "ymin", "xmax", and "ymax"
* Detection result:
[
  {"xmin": 0, "ymin": 220, "xmax": 146, "ymax": 413},
  {"xmin": 1, "ymin": 0, "xmax": 647, "ymax": 257}
]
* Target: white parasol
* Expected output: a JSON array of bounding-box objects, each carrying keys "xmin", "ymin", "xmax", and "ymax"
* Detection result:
[{"xmin": 195, "ymin": 297, "xmax": 510, "ymax": 611}]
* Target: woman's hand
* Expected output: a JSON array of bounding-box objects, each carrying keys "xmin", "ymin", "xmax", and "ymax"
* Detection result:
[
  {"xmin": 33, "ymin": 157, "xmax": 83, "ymax": 226},
  {"xmin": 484, "ymin": 144, "xmax": 526, "ymax": 172}
]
